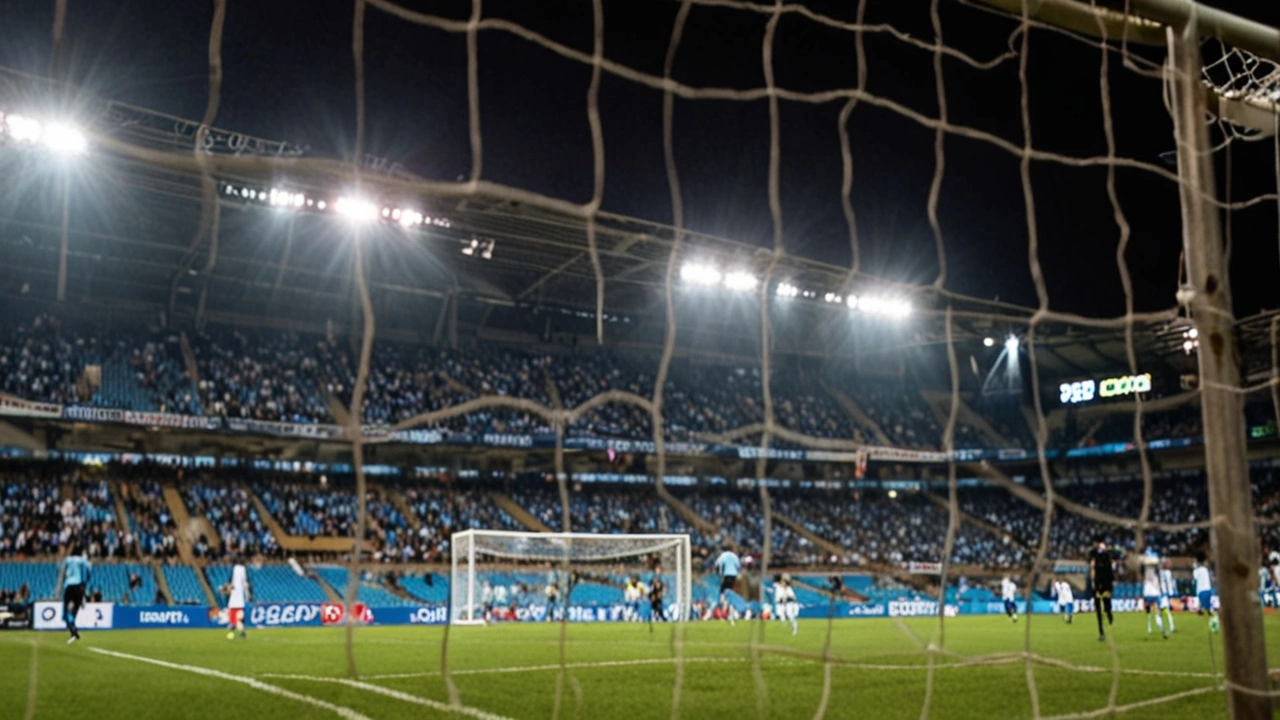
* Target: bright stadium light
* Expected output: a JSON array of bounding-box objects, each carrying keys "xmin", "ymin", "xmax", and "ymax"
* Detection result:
[
  {"xmin": 823, "ymin": 292, "xmax": 842, "ymax": 304},
  {"xmin": 723, "ymin": 270, "xmax": 758, "ymax": 292},
  {"xmin": 776, "ymin": 282, "xmax": 799, "ymax": 298},
  {"xmin": 335, "ymin": 196, "xmax": 378, "ymax": 222},
  {"xmin": 983, "ymin": 337, "xmax": 995, "ymax": 347},
  {"xmin": 1005, "ymin": 335, "xmax": 1019, "ymax": 353},
  {"xmin": 858, "ymin": 296, "xmax": 911, "ymax": 319},
  {"xmin": 42, "ymin": 123, "xmax": 88, "ymax": 155},
  {"xmin": 680, "ymin": 262, "xmax": 721, "ymax": 286},
  {"xmin": 846, "ymin": 295, "xmax": 859, "ymax": 309},
  {"xmin": 4, "ymin": 114, "xmax": 43, "ymax": 143}
]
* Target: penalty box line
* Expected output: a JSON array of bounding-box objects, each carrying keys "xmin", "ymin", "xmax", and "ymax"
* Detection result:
[
  {"xmin": 91, "ymin": 647, "xmax": 515, "ymax": 720},
  {"xmin": 88, "ymin": 648, "xmax": 372, "ymax": 720}
]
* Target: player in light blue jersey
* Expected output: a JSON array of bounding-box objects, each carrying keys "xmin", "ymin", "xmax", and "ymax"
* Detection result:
[
  {"xmin": 1158, "ymin": 559, "xmax": 1176, "ymax": 634},
  {"xmin": 62, "ymin": 542, "xmax": 91, "ymax": 644},
  {"xmin": 714, "ymin": 547, "xmax": 741, "ymax": 626}
]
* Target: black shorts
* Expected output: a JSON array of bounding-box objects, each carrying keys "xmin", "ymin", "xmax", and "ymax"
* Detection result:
[
  {"xmin": 720, "ymin": 575, "xmax": 738, "ymax": 593},
  {"xmin": 64, "ymin": 584, "xmax": 85, "ymax": 616}
]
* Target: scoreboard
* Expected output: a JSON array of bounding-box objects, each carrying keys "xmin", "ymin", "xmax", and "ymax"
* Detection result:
[{"xmin": 1059, "ymin": 373, "xmax": 1151, "ymax": 405}]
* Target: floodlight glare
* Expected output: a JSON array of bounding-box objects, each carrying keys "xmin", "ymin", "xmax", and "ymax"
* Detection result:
[
  {"xmin": 776, "ymin": 282, "xmax": 799, "ymax": 298},
  {"xmin": 1005, "ymin": 335, "xmax": 1019, "ymax": 353},
  {"xmin": 823, "ymin": 292, "xmax": 842, "ymax": 304},
  {"xmin": 858, "ymin": 296, "xmax": 911, "ymax": 318},
  {"xmin": 983, "ymin": 337, "xmax": 995, "ymax": 347},
  {"xmin": 5, "ymin": 114, "xmax": 42, "ymax": 143},
  {"xmin": 42, "ymin": 123, "xmax": 88, "ymax": 155},
  {"xmin": 846, "ymin": 295, "xmax": 859, "ymax": 309},
  {"xmin": 335, "ymin": 196, "xmax": 378, "ymax": 222},
  {"xmin": 680, "ymin": 262, "xmax": 721, "ymax": 286},
  {"xmin": 723, "ymin": 271, "xmax": 758, "ymax": 292}
]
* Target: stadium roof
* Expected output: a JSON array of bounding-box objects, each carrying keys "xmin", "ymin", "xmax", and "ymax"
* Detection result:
[{"xmin": 0, "ymin": 67, "xmax": 1224, "ymax": 382}]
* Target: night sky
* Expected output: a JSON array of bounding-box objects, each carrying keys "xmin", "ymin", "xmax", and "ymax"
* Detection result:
[{"xmin": 1, "ymin": 0, "xmax": 1277, "ymax": 318}]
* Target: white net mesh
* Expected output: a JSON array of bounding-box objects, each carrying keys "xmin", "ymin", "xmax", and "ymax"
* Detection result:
[{"xmin": 13, "ymin": 0, "xmax": 1280, "ymax": 717}]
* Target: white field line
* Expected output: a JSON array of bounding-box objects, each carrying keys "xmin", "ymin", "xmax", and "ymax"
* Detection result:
[
  {"xmin": 270, "ymin": 675, "xmax": 516, "ymax": 720},
  {"xmin": 263, "ymin": 655, "xmax": 753, "ymax": 681},
  {"xmin": 23, "ymin": 639, "xmax": 38, "ymax": 720},
  {"xmin": 88, "ymin": 648, "xmax": 371, "ymax": 720}
]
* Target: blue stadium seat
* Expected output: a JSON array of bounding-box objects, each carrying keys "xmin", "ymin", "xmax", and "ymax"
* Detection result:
[
  {"xmin": 89, "ymin": 564, "xmax": 158, "ymax": 605},
  {"xmin": 313, "ymin": 566, "xmax": 416, "ymax": 607},
  {"xmin": 163, "ymin": 564, "xmax": 207, "ymax": 604},
  {"xmin": 0, "ymin": 562, "xmax": 59, "ymax": 601},
  {"xmin": 205, "ymin": 564, "xmax": 329, "ymax": 604},
  {"xmin": 399, "ymin": 574, "xmax": 449, "ymax": 603}
]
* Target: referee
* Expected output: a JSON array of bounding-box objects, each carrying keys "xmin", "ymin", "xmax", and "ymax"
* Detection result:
[
  {"xmin": 62, "ymin": 542, "xmax": 91, "ymax": 644},
  {"xmin": 1089, "ymin": 536, "xmax": 1116, "ymax": 642}
]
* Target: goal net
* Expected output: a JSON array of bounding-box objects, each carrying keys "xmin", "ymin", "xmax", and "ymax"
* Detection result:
[
  {"xmin": 22, "ymin": 0, "xmax": 1280, "ymax": 716},
  {"xmin": 450, "ymin": 530, "xmax": 692, "ymax": 626}
]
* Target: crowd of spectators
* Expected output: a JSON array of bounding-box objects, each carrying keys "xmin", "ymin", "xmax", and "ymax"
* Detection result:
[
  {"xmin": 0, "ymin": 472, "xmax": 63, "ymax": 556},
  {"xmin": 124, "ymin": 481, "xmax": 179, "ymax": 559},
  {"xmin": 0, "ymin": 315, "xmax": 92, "ymax": 405},
  {"xmin": 182, "ymin": 483, "xmax": 279, "ymax": 559}
]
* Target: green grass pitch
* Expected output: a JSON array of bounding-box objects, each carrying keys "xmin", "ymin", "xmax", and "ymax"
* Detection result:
[{"xmin": 1, "ymin": 612, "xmax": 1275, "ymax": 719}]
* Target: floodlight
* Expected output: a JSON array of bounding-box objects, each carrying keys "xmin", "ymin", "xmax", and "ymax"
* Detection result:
[
  {"xmin": 42, "ymin": 123, "xmax": 87, "ymax": 155},
  {"xmin": 776, "ymin": 282, "xmax": 799, "ymax": 298},
  {"xmin": 1187, "ymin": 327, "xmax": 1198, "ymax": 339},
  {"xmin": 858, "ymin": 296, "xmax": 911, "ymax": 318},
  {"xmin": 846, "ymin": 295, "xmax": 859, "ymax": 309},
  {"xmin": 5, "ymin": 114, "xmax": 42, "ymax": 143},
  {"xmin": 983, "ymin": 337, "xmax": 995, "ymax": 347},
  {"xmin": 680, "ymin": 262, "xmax": 721, "ymax": 286},
  {"xmin": 335, "ymin": 196, "xmax": 378, "ymax": 222},
  {"xmin": 1005, "ymin": 335, "xmax": 1019, "ymax": 353},
  {"xmin": 888, "ymin": 490, "xmax": 898, "ymax": 499},
  {"xmin": 723, "ymin": 271, "xmax": 758, "ymax": 292},
  {"xmin": 823, "ymin": 292, "xmax": 841, "ymax": 304}
]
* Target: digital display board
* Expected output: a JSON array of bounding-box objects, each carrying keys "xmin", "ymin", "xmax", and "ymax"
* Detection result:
[{"xmin": 1060, "ymin": 373, "xmax": 1150, "ymax": 405}]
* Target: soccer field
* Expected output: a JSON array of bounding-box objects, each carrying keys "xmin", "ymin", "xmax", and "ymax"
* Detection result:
[{"xmin": 2, "ymin": 613, "xmax": 1276, "ymax": 720}]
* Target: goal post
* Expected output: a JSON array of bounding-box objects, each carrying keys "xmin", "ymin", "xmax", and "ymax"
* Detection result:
[{"xmin": 449, "ymin": 529, "xmax": 693, "ymax": 625}]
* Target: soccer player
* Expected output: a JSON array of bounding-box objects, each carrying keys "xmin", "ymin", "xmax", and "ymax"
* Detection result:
[
  {"xmin": 773, "ymin": 574, "xmax": 799, "ymax": 635},
  {"xmin": 61, "ymin": 542, "xmax": 90, "ymax": 644},
  {"xmin": 1140, "ymin": 548, "xmax": 1168, "ymax": 639},
  {"xmin": 1089, "ymin": 537, "xmax": 1116, "ymax": 642},
  {"xmin": 225, "ymin": 559, "xmax": 249, "ymax": 640},
  {"xmin": 1000, "ymin": 576, "xmax": 1018, "ymax": 623},
  {"xmin": 1193, "ymin": 556, "xmax": 1218, "ymax": 632},
  {"xmin": 624, "ymin": 576, "xmax": 644, "ymax": 622},
  {"xmin": 1158, "ymin": 559, "xmax": 1177, "ymax": 633},
  {"xmin": 1055, "ymin": 580, "xmax": 1074, "ymax": 624},
  {"xmin": 649, "ymin": 575, "xmax": 667, "ymax": 623},
  {"xmin": 1267, "ymin": 550, "xmax": 1280, "ymax": 608},
  {"xmin": 714, "ymin": 546, "xmax": 741, "ymax": 626}
]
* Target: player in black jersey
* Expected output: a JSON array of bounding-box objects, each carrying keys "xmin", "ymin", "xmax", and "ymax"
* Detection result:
[
  {"xmin": 648, "ymin": 575, "xmax": 667, "ymax": 624},
  {"xmin": 1089, "ymin": 536, "xmax": 1117, "ymax": 641}
]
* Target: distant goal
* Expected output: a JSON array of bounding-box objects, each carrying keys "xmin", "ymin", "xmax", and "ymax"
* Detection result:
[{"xmin": 450, "ymin": 530, "xmax": 693, "ymax": 626}]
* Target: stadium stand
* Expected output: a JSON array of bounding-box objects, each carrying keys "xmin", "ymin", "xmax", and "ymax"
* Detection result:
[
  {"xmin": 162, "ymin": 564, "xmax": 208, "ymax": 605},
  {"xmin": 206, "ymin": 563, "xmax": 329, "ymax": 604}
]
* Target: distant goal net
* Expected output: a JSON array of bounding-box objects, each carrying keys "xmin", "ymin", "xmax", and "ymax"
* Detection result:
[{"xmin": 449, "ymin": 530, "xmax": 692, "ymax": 626}]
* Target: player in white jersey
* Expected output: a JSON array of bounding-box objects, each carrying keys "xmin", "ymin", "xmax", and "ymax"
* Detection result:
[
  {"xmin": 1158, "ymin": 559, "xmax": 1177, "ymax": 633},
  {"xmin": 1193, "ymin": 556, "xmax": 1218, "ymax": 632},
  {"xmin": 225, "ymin": 560, "xmax": 250, "ymax": 640},
  {"xmin": 772, "ymin": 574, "xmax": 799, "ymax": 635},
  {"xmin": 1054, "ymin": 580, "xmax": 1074, "ymax": 624},
  {"xmin": 1267, "ymin": 551, "xmax": 1280, "ymax": 608},
  {"xmin": 1001, "ymin": 576, "xmax": 1018, "ymax": 623},
  {"xmin": 1140, "ymin": 548, "xmax": 1168, "ymax": 639}
]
